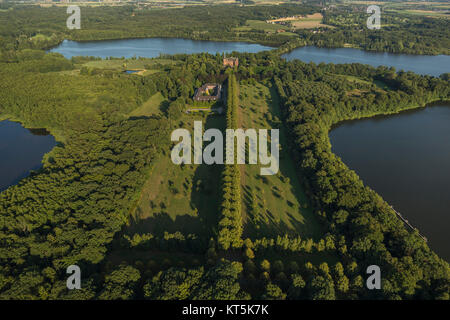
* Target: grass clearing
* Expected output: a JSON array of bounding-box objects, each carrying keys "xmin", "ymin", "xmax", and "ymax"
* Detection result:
[
  {"xmin": 129, "ymin": 92, "xmax": 167, "ymax": 117},
  {"xmin": 238, "ymin": 82, "xmax": 324, "ymax": 239},
  {"xmin": 125, "ymin": 113, "xmax": 225, "ymax": 238}
]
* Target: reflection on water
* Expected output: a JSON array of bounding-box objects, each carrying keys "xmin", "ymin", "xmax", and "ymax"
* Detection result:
[
  {"xmin": 329, "ymin": 104, "xmax": 450, "ymax": 261},
  {"xmin": 283, "ymin": 46, "xmax": 450, "ymax": 77},
  {"xmin": 50, "ymin": 38, "xmax": 273, "ymax": 59},
  {"xmin": 0, "ymin": 120, "xmax": 56, "ymax": 191},
  {"xmin": 27, "ymin": 128, "xmax": 51, "ymax": 136}
]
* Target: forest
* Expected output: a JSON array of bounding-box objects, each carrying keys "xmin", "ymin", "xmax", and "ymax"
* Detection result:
[
  {"xmin": 0, "ymin": 3, "xmax": 449, "ymax": 300},
  {"xmin": 0, "ymin": 47, "xmax": 448, "ymax": 299}
]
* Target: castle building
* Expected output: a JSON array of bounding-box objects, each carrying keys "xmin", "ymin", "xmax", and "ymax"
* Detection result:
[
  {"xmin": 193, "ymin": 83, "xmax": 222, "ymax": 102},
  {"xmin": 223, "ymin": 57, "xmax": 239, "ymax": 68}
]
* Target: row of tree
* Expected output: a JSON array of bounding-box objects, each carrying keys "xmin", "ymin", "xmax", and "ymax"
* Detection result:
[{"xmin": 217, "ymin": 73, "xmax": 244, "ymax": 250}]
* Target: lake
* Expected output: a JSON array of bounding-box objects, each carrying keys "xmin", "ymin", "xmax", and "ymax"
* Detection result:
[
  {"xmin": 0, "ymin": 120, "xmax": 56, "ymax": 192},
  {"xmin": 283, "ymin": 46, "xmax": 450, "ymax": 77},
  {"xmin": 329, "ymin": 103, "xmax": 450, "ymax": 261},
  {"xmin": 51, "ymin": 40, "xmax": 450, "ymax": 77},
  {"xmin": 50, "ymin": 38, "xmax": 273, "ymax": 59}
]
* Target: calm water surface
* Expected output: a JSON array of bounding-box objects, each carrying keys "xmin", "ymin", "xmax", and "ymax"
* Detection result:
[
  {"xmin": 329, "ymin": 104, "xmax": 450, "ymax": 261},
  {"xmin": 0, "ymin": 120, "xmax": 56, "ymax": 192},
  {"xmin": 50, "ymin": 38, "xmax": 273, "ymax": 59},
  {"xmin": 283, "ymin": 46, "xmax": 450, "ymax": 77}
]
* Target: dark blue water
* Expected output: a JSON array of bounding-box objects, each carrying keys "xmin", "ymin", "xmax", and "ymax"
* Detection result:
[
  {"xmin": 0, "ymin": 121, "xmax": 56, "ymax": 192},
  {"xmin": 330, "ymin": 104, "xmax": 450, "ymax": 261},
  {"xmin": 50, "ymin": 38, "xmax": 272, "ymax": 59},
  {"xmin": 283, "ymin": 46, "xmax": 450, "ymax": 77}
]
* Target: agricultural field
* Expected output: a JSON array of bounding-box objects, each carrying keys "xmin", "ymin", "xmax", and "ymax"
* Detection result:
[
  {"xmin": 237, "ymin": 82, "xmax": 324, "ymax": 239},
  {"xmin": 393, "ymin": 9, "xmax": 449, "ymax": 18},
  {"xmin": 272, "ymin": 13, "xmax": 332, "ymax": 30},
  {"xmin": 345, "ymin": 0, "xmax": 450, "ymax": 18},
  {"xmin": 236, "ymin": 13, "xmax": 332, "ymax": 34},
  {"xmin": 234, "ymin": 19, "xmax": 291, "ymax": 32},
  {"xmin": 290, "ymin": 13, "xmax": 333, "ymax": 29}
]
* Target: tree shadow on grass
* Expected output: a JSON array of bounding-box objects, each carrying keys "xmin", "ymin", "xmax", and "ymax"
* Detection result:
[
  {"xmin": 238, "ymin": 86, "xmax": 326, "ymax": 240},
  {"xmin": 126, "ymin": 211, "xmax": 207, "ymax": 238},
  {"xmin": 159, "ymin": 100, "xmax": 170, "ymax": 115},
  {"xmin": 188, "ymin": 113, "xmax": 226, "ymax": 236},
  {"xmin": 243, "ymin": 209, "xmax": 310, "ymax": 240},
  {"xmin": 126, "ymin": 112, "xmax": 225, "ymax": 240}
]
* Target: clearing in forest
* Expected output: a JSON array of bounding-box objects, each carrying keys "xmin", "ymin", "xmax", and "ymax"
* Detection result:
[
  {"xmin": 129, "ymin": 92, "xmax": 168, "ymax": 117},
  {"xmin": 238, "ymin": 82, "xmax": 324, "ymax": 239},
  {"xmin": 126, "ymin": 113, "xmax": 225, "ymax": 238}
]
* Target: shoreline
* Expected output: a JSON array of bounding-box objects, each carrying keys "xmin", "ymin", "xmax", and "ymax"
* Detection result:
[
  {"xmin": 46, "ymin": 36, "xmax": 450, "ymax": 58},
  {"xmin": 329, "ymin": 100, "xmax": 450, "ymax": 131},
  {"xmin": 327, "ymin": 100, "xmax": 450, "ymax": 260}
]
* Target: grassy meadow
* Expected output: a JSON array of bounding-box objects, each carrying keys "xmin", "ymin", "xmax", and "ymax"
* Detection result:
[
  {"xmin": 237, "ymin": 82, "xmax": 324, "ymax": 239},
  {"xmin": 129, "ymin": 92, "xmax": 168, "ymax": 117},
  {"xmin": 125, "ymin": 113, "xmax": 225, "ymax": 239}
]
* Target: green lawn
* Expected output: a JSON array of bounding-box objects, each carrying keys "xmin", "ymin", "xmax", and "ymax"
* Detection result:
[
  {"xmin": 238, "ymin": 82, "xmax": 324, "ymax": 239},
  {"xmin": 277, "ymin": 32, "xmax": 299, "ymax": 37},
  {"xmin": 129, "ymin": 92, "xmax": 167, "ymax": 117},
  {"xmin": 125, "ymin": 113, "xmax": 225, "ymax": 238}
]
